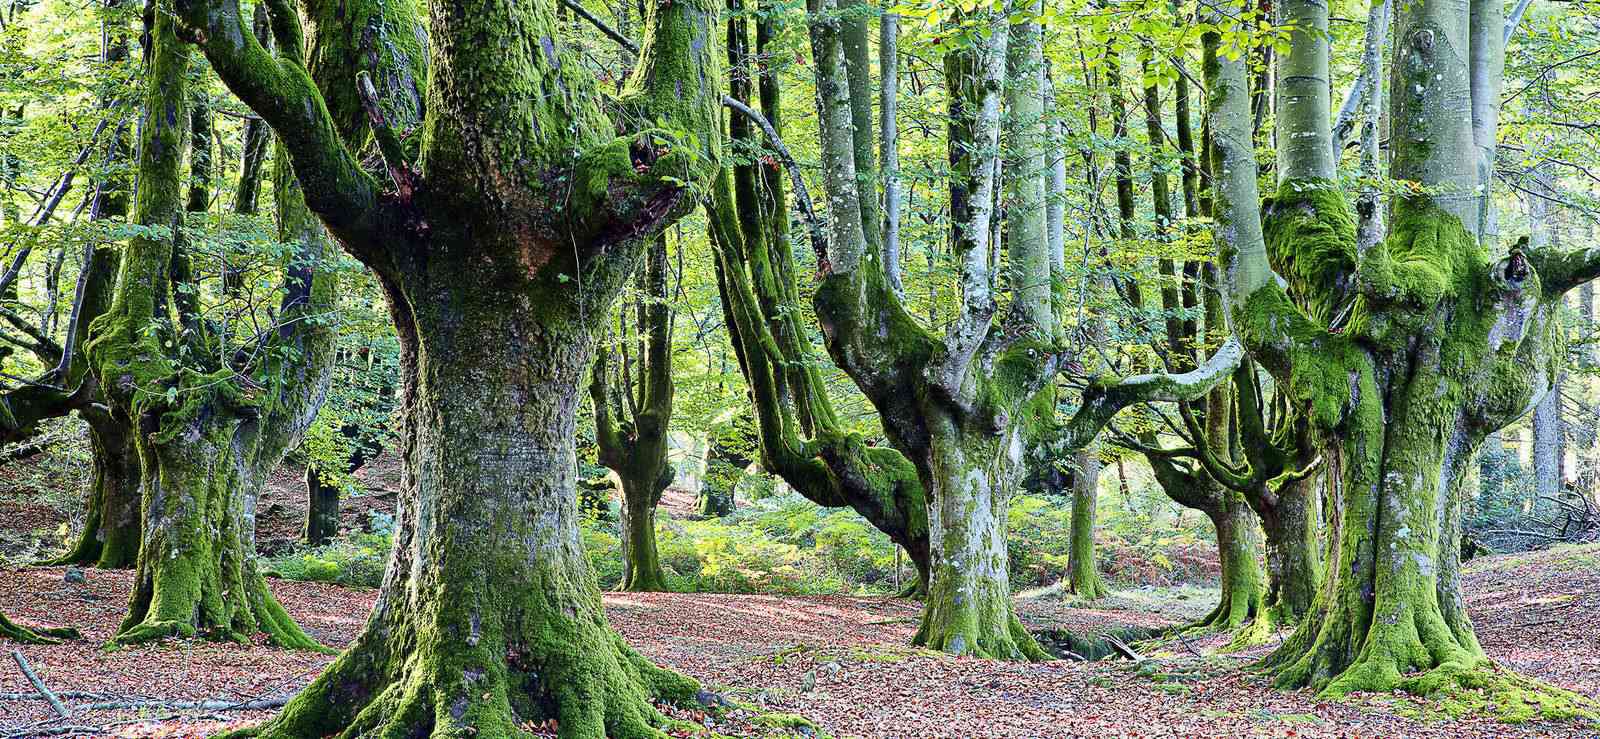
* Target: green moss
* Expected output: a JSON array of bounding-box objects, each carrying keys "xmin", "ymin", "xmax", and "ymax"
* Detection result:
[{"xmin": 1262, "ymin": 178, "xmax": 1357, "ymax": 326}]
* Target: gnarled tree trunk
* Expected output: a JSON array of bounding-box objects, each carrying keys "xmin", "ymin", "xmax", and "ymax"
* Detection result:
[{"xmin": 181, "ymin": 0, "xmax": 725, "ymax": 728}]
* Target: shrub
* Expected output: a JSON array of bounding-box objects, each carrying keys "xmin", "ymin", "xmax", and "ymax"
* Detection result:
[{"xmin": 265, "ymin": 532, "xmax": 390, "ymax": 588}]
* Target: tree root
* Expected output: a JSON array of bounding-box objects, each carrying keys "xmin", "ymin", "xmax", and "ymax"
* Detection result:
[{"xmin": 0, "ymin": 611, "xmax": 78, "ymax": 645}]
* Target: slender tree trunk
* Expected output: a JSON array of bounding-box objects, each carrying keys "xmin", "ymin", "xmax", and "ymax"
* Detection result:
[
  {"xmin": 303, "ymin": 464, "xmax": 339, "ymax": 546},
  {"xmin": 1067, "ymin": 447, "xmax": 1107, "ymax": 599}
]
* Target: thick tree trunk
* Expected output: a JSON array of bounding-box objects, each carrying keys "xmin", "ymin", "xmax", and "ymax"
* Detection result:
[
  {"xmin": 253, "ymin": 266, "xmax": 698, "ymax": 737},
  {"xmin": 303, "ymin": 464, "xmax": 340, "ymax": 546},
  {"xmin": 48, "ymin": 413, "xmax": 140, "ymax": 568},
  {"xmin": 1259, "ymin": 471, "xmax": 1320, "ymax": 620},
  {"xmin": 913, "ymin": 416, "xmax": 1046, "ymax": 661},
  {"xmin": 116, "ymin": 413, "xmax": 319, "ymax": 648},
  {"xmin": 1066, "ymin": 447, "xmax": 1108, "ymax": 599}
]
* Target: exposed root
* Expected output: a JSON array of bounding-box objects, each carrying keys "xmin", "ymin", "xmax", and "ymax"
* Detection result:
[{"xmin": 0, "ymin": 611, "xmax": 78, "ymax": 645}]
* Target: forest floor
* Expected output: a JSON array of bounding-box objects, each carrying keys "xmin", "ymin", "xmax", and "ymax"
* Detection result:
[
  {"xmin": 4, "ymin": 453, "xmax": 1599, "ymax": 737},
  {"xmin": 2, "ymin": 542, "xmax": 1598, "ymax": 737}
]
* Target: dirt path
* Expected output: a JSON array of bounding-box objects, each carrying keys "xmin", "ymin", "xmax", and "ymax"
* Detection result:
[{"xmin": 2, "ymin": 546, "xmax": 1598, "ymax": 737}]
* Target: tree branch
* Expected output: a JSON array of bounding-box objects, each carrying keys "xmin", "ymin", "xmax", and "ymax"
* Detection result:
[
  {"xmin": 174, "ymin": 0, "xmax": 390, "ymax": 259},
  {"xmin": 1061, "ymin": 338, "xmax": 1246, "ymax": 450}
]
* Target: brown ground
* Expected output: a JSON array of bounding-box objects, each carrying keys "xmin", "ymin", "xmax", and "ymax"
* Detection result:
[{"xmin": 3, "ymin": 543, "xmax": 1598, "ymax": 738}]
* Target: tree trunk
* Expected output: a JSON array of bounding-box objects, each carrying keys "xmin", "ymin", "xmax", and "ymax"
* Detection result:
[
  {"xmin": 1066, "ymin": 447, "xmax": 1108, "ymax": 599},
  {"xmin": 180, "ymin": 0, "xmax": 726, "ymax": 723},
  {"xmin": 1259, "ymin": 470, "xmax": 1320, "ymax": 620},
  {"xmin": 1197, "ymin": 489, "xmax": 1267, "ymax": 633},
  {"xmin": 912, "ymin": 414, "xmax": 1047, "ymax": 660},
  {"xmin": 303, "ymin": 464, "xmax": 340, "ymax": 547},
  {"xmin": 259, "ymin": 266, "xmax": 698, "ymax": 736},
  {"xmin": 620, "ymin": 479, "xmax": 668, "ymax": 592},
  {"xmin": 47, "ymin": 412, "xmax": 139, "ymax": 568}
]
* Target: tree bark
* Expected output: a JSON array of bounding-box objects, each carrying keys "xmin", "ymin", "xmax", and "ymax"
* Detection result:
[
  {"xmin": 303, "ymin": 464, "xmax": 340, "ymax": 546},
  {"xmin": 181, "ymin": 0, "xmax": 725, "ymax": 728},
  {"xmin": 1066, "ymin": 447, "xmax": 1108, "ymax": 599}
]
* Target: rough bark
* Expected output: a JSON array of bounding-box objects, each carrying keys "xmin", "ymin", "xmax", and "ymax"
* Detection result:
[
  {"xmin": 183, "ymin": 0, "xmax": 725, "ymax": 730},
  {"xmin": 1203, "ymin": 0, "xmax": 1600, "ymax": 712}
]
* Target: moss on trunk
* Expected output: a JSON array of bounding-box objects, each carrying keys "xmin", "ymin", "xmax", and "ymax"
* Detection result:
[
  {"xmin": 912, "ymin": 413, "xmax": 1048, "ymax": 661},
  {"xmin": 0, "ymin": 610, "xmax": 78, "ymax": 644},
  {"xmin": 47, "ymin": 413, "xmax": 140, "ymax": 568},
  {"xmin": 1067, "ymin": 448, "xmax": 1108, "ymax": 600}
]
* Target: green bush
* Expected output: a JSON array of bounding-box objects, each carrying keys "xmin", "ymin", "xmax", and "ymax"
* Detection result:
[{"xmin": 265, "ymin": 532, "xmax": 390, "ymax": 588}]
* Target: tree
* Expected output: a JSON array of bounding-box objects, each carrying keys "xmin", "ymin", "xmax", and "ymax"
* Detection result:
[
  {"xmin": 707, "ymin": 0, "xmax": 931, "ymax": 593},
  {"xmin": 591, "ymin": 234, "xmax": 676, "ymax": 593},
  {"xmin": 177, "ymin": 0, "xmax": 725, "ymax": 732},
  {"xmin": 85, "ymin": 0, "xmax": 335, "ymax": 648},
  {"xmin": 1204, "ymin": 0, "xmax": 1598, "ymax": 704}
]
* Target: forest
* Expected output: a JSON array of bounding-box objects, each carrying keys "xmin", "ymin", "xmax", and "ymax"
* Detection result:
[{"xmin": 0, "ymin": 0, "xmax": 1598, "ymax": 734}]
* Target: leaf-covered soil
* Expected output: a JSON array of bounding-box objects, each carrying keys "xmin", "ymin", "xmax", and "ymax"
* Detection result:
[{"xmin": 3, "ymin": 544, "xmax": 1598, "ymax": 737}]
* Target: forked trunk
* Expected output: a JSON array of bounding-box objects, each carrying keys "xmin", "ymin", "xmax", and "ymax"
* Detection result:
[{"xmin": 116, "ymin": 412, "xmax": 320, "ymax": 648}]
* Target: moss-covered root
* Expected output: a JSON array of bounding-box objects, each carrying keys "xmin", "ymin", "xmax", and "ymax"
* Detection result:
[
  {"xmin": 913, "ymin": 583, "xmax": 1049, "ymax": 662},
  {"xmin": 235, "ymin": 605, "xmax": 701, "ymax": 738},
  {"xmin": 0, "ymin": 610, "xmax": 79, "ymax": 644},
  {"xmin": 1399, "ymin": 661, "xmax": 1600, "ymax": 725}
]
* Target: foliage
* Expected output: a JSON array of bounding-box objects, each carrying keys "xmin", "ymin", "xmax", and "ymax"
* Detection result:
[{"xmin": 264, "ymin": 532, "xmax": 390, "ymax": 589}]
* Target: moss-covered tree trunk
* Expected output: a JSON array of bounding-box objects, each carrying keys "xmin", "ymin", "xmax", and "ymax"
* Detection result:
[
  {"xmin": 1205, "ymin": 0, "xmax": 1600, "ymax": 708},
  {"xmin": 87, "ymin": 2, "xmax": 334, "ymax": 649},
  {"xmin": 707, "ymin": 0, "xmax": 931, "ymax": 592},
  {"xmin": 1066, "ymin": 447, "xmax": 1108, "ymax": 599},
  {"xmin": 913, "ymin": 413, "xmax": 1047, "ymax": 660},
  {"xmin": 1199, "ymin": 489, "xmax": 1267, "ymax": 633},
  {"xmin": 592, "ymin": 235, "xmax": 675, "ymax": 593},
  {"xmin": 183, "ymin": 0, "xmax": 724, "ymax": 728},
  {"xmin": 1257, "ymin": 468, "xmax": 1319, "ymax": 619}
]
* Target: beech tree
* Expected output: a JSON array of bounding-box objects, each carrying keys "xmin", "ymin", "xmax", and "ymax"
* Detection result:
[
  {"xmin": 708, "ymin": 0, "xmax": 932, "ymax": 593},
  {"xmin": 1203, "ymin": 0, "xmax": 1597, "ymax": 704},
  {"xmin": 174, "ymin": 0, "xmax": 725, "ymax": 730},
  {"xmin": 591, "ymin": 233, "xmax": 676, "ymax": 592},
  {"xmin": 85, "ymin": 1, "xmax": 336, "ymax": 647}
]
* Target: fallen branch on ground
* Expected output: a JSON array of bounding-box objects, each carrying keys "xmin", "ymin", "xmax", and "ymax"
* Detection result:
[{"xmin": 11, "ymin": 650, "xmax": 70, "ymax": 719}]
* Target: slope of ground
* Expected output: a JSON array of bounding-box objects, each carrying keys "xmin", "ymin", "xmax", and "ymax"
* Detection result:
[{"xmin": 3, "ymin": 545, "xmax": 1598, "ymax": 737}]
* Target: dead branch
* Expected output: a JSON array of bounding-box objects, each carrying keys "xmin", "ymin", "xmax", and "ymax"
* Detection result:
[{"xmin": 10, "ymin": 650, "xmax": 70, "ymax": 719}]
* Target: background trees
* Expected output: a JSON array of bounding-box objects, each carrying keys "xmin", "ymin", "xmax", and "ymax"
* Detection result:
[{"xmin": 2, "ymin": 0, "xmax": 1599, "ymax": 732}]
